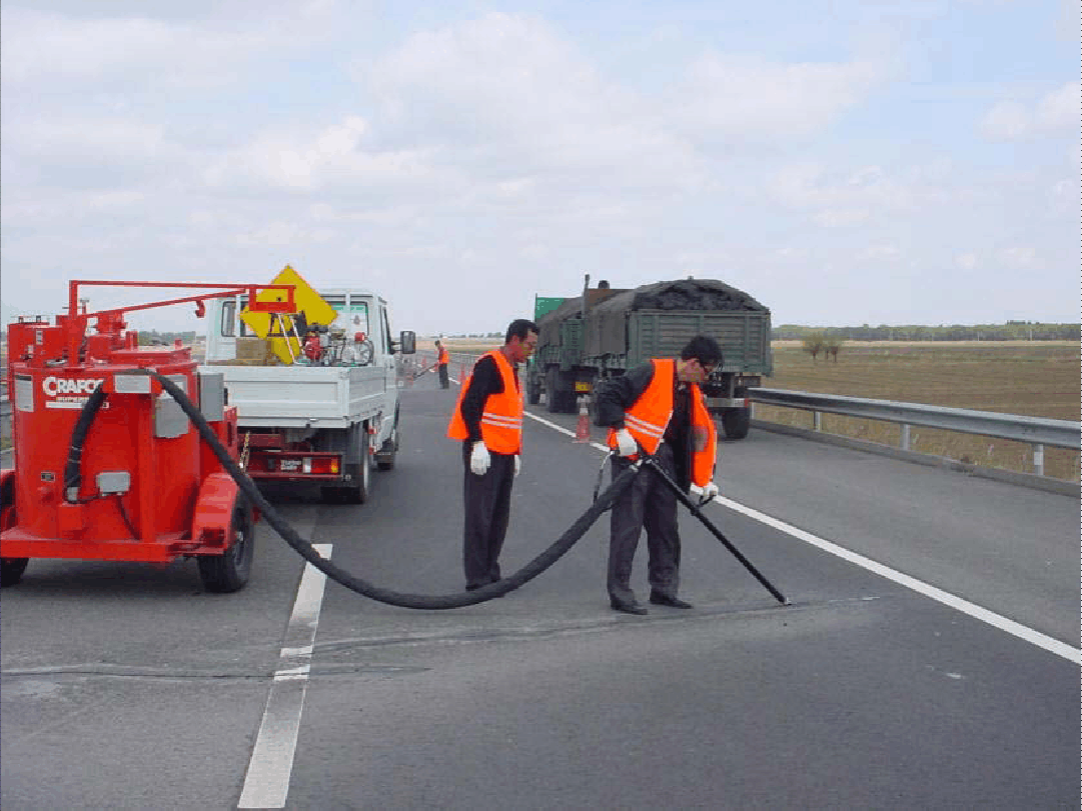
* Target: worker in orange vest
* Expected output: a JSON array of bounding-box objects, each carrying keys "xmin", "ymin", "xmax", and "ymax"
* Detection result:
[
  {"xmin": 447, "ymin": 319, "xmax": 538, "ymax": 591},
  {"xmin": 594, "ymin": 335, "xmax": 722, "ymax": 615},
  {"xmin": 432, "ymin": 340, "xmax": 451, "ymax": 389}
]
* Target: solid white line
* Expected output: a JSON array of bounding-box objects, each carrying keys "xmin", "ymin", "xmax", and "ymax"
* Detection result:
[
  {"xmin": 526, "ymin": 407, "xmax": 1081, "ymax": 665},
  {"xmin": 238, "ymin": 543, "xmax": 333, "ymax": 809}
]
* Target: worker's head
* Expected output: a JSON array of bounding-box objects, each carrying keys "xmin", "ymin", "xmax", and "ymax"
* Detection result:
[
  {"xmin": 435, "ymin": 340, "xmax": 441, "ymax": 347},
  {"xmin": 504, "ymin": 319, "xmax": 539, "ymax": 364},
  {"xmin": 677, "ymin": 335, "xmax": 722, "ymax": 384}
]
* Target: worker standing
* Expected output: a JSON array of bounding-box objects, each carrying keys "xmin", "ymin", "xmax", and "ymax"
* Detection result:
[
  {"xmin": 593, "ymin": 335, "xmax": 723, "ymax": 614},
  {"xmin": 433, "ymin": 339, "xmax": 451, "ymax": 389},
  {"xmin": 447, "ymin": 319, "xmax": 539, "ymax": 591}
]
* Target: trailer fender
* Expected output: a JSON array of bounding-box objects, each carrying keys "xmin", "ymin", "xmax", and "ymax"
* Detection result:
[{"xmin": 191, "ymin": 472, "xmax": 241, "ymax": 549}]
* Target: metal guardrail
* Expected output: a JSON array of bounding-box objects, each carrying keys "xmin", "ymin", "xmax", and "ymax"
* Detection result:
[{"xmin": 750, "ymin": 387, "xmax": 1080, "ymax": 476}]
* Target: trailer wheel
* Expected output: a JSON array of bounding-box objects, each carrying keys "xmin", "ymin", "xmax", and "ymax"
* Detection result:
[
  {"xmin": 0, "ymin": 476, "xmax": 27, "ymax": 587},
  {"xmin": 197, "ymin": 496, "xmax": 254, "ymax": 593}
]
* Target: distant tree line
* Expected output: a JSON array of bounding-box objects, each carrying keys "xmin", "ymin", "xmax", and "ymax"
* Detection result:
[{"xmin": 773, "ymin": 322, "xmax": 1080, "ymax": 342}]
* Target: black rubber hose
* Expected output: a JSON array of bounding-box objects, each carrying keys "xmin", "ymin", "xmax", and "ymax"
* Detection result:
[
  {"xmin": 86, "ymin": 371, "xmax": 638, "ymax": 609},
  {"xmin": 63, "ymin": 385, "xmax": 109, "ymax": 502}
]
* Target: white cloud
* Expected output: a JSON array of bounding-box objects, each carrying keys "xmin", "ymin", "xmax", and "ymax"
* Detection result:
[
  {"xmin": 0, "ymin": 5, "xmax": 337, "ymax": 90},
  {"xmin": 954, "ymin": 252, "xmax": 979, "ymax": 270},
  {"xmin": 980, "ymin": 81, "xmax": 1081, "ymax": 140},
  {"xmin": 671, "ymin": 53, "xmax": 884, "ymax": 143},
  {"xmin": 766, "ymin": 163, "xmax": 919, "ymax": 227}
]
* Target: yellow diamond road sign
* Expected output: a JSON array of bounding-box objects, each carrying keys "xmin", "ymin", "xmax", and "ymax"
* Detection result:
[{"xmin": 241, "ymin": 265, "xmax": 337, "ymax": 364}]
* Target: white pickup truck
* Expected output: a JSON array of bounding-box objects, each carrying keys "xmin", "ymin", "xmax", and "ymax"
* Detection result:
[{"xmin": 201, "ymin": 289, "xmax": 416, "ymax": 503}]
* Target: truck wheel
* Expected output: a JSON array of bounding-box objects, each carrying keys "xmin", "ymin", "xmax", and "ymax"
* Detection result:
[
  {"xmin": 377, "ymin": 420, "xmax": 397, "ymax": 471},
  {"xmin": 0, "ymin": 477, "xmax": 27, "ymax": 587},
  {"xmin": 545, "ymin": 368, "xmax": 561, "ymax": 413},
  {"xmin": 721, "ymin": 407, "xmax": 751, "ymax": 440},
  {"xmin": 527, "ymin": 376, "xmax": 541, "ymax": 405},
  {"xmin": 197, "ymin": 496, "xmax": 254, "ymax": 593}
]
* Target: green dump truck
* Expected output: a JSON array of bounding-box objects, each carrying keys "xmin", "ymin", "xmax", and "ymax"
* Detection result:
[{"xmin": 527, "ymin": 276, "xmax": 772, "ymax": 439}]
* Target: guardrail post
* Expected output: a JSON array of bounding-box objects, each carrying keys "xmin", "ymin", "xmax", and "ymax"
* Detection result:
[
  {"xmin": 813, "ymin": 411, "xmax": 821, "ymax": 432},
  {"xmin": 1032, "ymin": 443, "xmax": 1044, "ymax": 476},
  {"xmin": 900, "ymin": 424, "xmax": 911, "ymax": 451}
]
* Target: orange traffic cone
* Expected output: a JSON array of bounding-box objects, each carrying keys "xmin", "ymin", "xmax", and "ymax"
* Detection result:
[{"xmin": 574, "ymin": 396, "xmax": 590, "ymax": 443}]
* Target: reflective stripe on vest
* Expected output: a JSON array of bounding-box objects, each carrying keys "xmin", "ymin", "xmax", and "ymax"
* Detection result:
[{"xmin": 447, "ymin": 350, "xmax": 524, "ymax": 453}]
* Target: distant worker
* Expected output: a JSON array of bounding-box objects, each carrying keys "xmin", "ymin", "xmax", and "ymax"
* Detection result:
[
  {"xmin": 447, "ymin": 319, "xmax": 539, "ymax": 591},
  {"xmin": 432, "ymin": 340, "xmax": 451, "ymax": 389},
  {"xmin": 594, "ymin": 335, "xmax": 723, "ymax": 615}
]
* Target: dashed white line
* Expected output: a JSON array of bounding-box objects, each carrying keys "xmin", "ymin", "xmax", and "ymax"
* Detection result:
[
  {"xmin": 238, "ymin": 543, "xmax": 333, "ymax": 809},
  {"xmin": 525, "ymin": 409, "xmax": 1081, "ymax": 665}
]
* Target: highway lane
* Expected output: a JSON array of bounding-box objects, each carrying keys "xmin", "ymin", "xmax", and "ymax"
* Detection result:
[{"xmin": 1, "ymin": 371, "xmax": 1077, "ymax": 809}]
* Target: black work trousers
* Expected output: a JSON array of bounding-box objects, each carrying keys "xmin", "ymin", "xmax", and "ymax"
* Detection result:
[
  {"xmin": 608, "ymin": 441, "xmax": 681, "ymax": 603},
  {"xmin": 462, "ymin": 444, "xmax": 516, "ymax": 588},
  {"xmin": 438, "ymin": 363, "xmax": 450, "ymax": 389}
]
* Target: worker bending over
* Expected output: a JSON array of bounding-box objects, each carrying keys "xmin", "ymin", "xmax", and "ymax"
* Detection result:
[
  {"xmin": 594, "ymin": 335, "xmax": 722, "ymax": 615},
  {"xmin": 447, "ymin": 319, "xmax": 539, "ymax": 591}
]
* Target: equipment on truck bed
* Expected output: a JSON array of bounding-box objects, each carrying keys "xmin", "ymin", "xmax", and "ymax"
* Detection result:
[{"xmin": 0, "ymin": 279, "xmax": 297, "ymax": 591}]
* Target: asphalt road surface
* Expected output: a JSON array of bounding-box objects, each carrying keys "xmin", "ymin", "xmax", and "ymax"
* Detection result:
[{"xmin": 2, "ymin": 370, "xmax": 1078, "ymax": 810}]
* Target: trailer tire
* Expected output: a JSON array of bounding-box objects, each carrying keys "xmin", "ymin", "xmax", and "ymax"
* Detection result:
[
  {"xmin": 0, "ymin": 477, "xmax": 26, "ymax": 587},
  {"xmin": 197, "ymin": 496, "xmax": 254, "ymax": 593}
]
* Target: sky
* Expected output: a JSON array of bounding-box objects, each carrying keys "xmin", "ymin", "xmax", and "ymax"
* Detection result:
[{"xmin": 1, "ymin": 0, "xmax": 1078, "ymax": 336}]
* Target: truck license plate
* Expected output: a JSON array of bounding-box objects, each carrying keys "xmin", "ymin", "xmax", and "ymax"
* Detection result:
[{"xmin": 280, "ymin": 459, "xmax": 302, "ymax": 471}]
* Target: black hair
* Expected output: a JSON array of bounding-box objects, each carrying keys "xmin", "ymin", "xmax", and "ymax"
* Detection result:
[
  {"xmin": 680, "ymin": 335, "xmax": 723, "ymax": 368},
  {"xmin": 505, "ymin": 319, "xmax": 538, "ymax": 344}
]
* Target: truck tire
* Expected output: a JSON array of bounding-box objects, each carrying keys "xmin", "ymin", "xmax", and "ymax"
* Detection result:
[
  {"xmin": 545, "ymin": 367, "xmax": 562, "ymax": 413},
  {"xmin": 0, "ymin": 476, "xmax": 27, "ymax": 588},
  {"xmin": 377, "ymin": 412, "xmax": 398, "ymax": 471},
  {"xmin": 721, "ymin": 388, "xmax": 751, "ymax": 440},
  {"xmin": 546, "ymin": 367, "xmax": 577, "ymax": 413},
  {"xmin": 325, "ymin": 429, "xmax": 370, "ymax": 503},
  {"xmin": 197, "ymin": 496, "xmax": 254, "ymax": 593},
  {"xmin": 527, "ymin": 374, "xmax": 542, "ymax": 405}
]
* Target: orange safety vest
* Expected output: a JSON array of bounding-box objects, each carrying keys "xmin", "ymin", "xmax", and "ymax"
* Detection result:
[
  {"xmin": 437, "ymin": 346, "xmax": 450, "ymax": 365},
  {"xmin": 447, "ymin": 350, "xmax": 524, "ymax": 453},
  {"xmin": 606, "ymin": 359, "xmax": 717, "ymax": 486}
]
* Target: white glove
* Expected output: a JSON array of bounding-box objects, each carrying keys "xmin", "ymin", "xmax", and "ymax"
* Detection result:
[
  {"xmin": 514, "ymin": 455, "xmax": 521, "ymax": 477},
  {"xmin": 470, "ymin": 442, "xmax": 491, "ymax": 476},
  {"xmin": 690, "ymin": 481, "xmax": 720, "ymax": 502},
  {"xmin": 614, "ymin": 428, "xmax": 637, "ymax": 457}
]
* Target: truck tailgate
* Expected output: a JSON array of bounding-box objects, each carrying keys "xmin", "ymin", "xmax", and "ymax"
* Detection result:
[{"xmin": 200, "ymin": 365, "xmax": 388, "ymax": 428}]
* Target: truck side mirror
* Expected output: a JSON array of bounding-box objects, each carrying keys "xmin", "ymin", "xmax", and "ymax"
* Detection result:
[{"xmin": 397, "ymin": 331, "xmax": 416, "ymax": 354}]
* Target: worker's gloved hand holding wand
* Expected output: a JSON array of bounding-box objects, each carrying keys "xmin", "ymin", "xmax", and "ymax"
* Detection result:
[
  {"xmin": 470, "ymin": 442, "xmax": 491, "ymax": 475},
  {"xmin": 689, "ymin": 481, "xmax": 720, "ymax": 505}
]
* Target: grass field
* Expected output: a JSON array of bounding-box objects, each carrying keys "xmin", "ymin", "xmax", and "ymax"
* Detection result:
[{"xmin": 756, "ymin": 341, "xmax": 1080, "ymax": 483}]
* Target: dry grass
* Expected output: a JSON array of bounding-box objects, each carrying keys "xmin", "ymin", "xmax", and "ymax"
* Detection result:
[{"xmin": 756, "ymin": 341, "xmax": 1080, "ymax": 483}]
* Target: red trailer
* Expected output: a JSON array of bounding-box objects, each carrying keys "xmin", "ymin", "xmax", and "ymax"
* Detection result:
[{"xmin": 0, "ymin": 280, "xmax": 295, "ymax": 591}]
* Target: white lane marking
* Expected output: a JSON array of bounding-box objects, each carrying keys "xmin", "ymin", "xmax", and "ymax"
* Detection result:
[
  {"xmin": 526, "ymin": 407, "xmax": 1082, "ymax": 665},
  {"xmin": 238, "ymin": 543, "xmax": 333, "ymax": 809},
  {"xmin": 717, "ymin": 498, "xmax": 1081, "ymax": 665}
]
